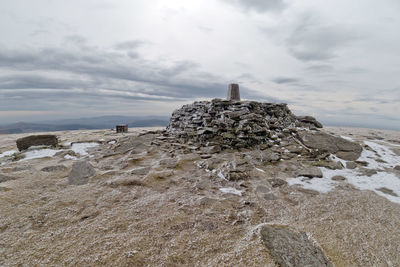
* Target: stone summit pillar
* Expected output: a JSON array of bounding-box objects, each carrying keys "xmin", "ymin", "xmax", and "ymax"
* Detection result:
[{"xmin": 227, "ymin": 83, "xmax": 240, "ymax": 101}]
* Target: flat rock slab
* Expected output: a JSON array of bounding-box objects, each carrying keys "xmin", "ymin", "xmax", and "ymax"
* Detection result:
[
  {"xmin": 298, "ymin": 131, "xmax": 362, "ymax": 161},
  {"xmin": 16, "ymin": 135, "xmax": 58, "ymax": 151},
  {"xmin": 261, "ymin": 225, "xmax": 333, "ymax": 267},
  {"xmin": 68, "ymin": 161, "xmax": 95, "ymax": 185}
]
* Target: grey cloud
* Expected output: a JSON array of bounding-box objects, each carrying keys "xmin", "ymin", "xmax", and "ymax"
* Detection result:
[
  {"xmin": 272, "ymin": 77, "xmax": 299, "ymax": 84},
  {"xmin": 287, "ymin": 15, "xmax": 361, "ymax": 62},
  {"xmin": 114, "ymin": 40, "xmax": 146, "ymax": 51},
  {"xmin": 222, "ymin": 0, "xmax": 285, "ymax": 13}
]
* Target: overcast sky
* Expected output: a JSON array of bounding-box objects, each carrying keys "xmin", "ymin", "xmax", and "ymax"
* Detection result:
[{"xmin": 0, "ymin": 0, "xmax": 399, "ymax": 129}]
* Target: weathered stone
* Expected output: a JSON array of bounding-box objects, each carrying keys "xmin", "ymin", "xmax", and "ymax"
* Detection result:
[
  {"xmin": 16, "ymin": 135, "xmax": 58, "ymax": 151},
  {"xmin": 331, "ymin": 175, "xmax": 346, "ymax": 181},
  {"xmin": 346, "ymin": 161, "xmax": 357, "ymax": 169},
  {"xmin": 269, "ymin": 178, "xmax": 288, "ymax": 188},
  {"xmin": 394, "ymin": 165, "xmax": 400, "ymax": 171},
  {"xmin": 377, "ymin": 187, "xmax": 398, "ymax": 197},
  {"xmin": 296, "ymin": 116, "xmax": 323, "ymax": 128},
  {"xmin": 260, "ymin": 225, "xmax": 333, "ymax": 267},
  {"xmin": 297, "ymin": 167, "xmax": 323, "ymax": 178},
  {"xmin": 158, "ymin": 158, "xmax": 178, "ymax": 169},
  {"xmin": 130, "ymin": 166, "xmax": 151, "ymax": 175},
  {"xmin": 0, "ymin": 174, "xmax": 14, "ymax": 183},
  {"xmin": 264, "ymin": 193, "xmax": 278, "ymax": 200},
  {"xmin": 68, "ymin": 161, "xmax": 95, "ymax": 185},
  {"xmin": 41, "ymin": 165, "xmax": 67, "ymax": 172}
]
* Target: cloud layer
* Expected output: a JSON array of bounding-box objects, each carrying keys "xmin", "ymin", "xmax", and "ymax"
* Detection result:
[{"xmin": 0, "ymin": 0, "xmax": 399, "ymax": 130}]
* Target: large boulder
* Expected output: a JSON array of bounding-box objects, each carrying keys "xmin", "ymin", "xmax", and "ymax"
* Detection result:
[
  {"xmin": 298, "ymin": 131, "xmax": 362, "ymax": 160},
  {"xmin": 261, "ymin": 225, "xmax": 333, "ymax": 267},
  {"xmin": 68, "ymin": 161, "xmax": 95, "ymax": 185},
  {"xmin": 16, "ymin": 135, "xmax": 58, "ymax": 151}
]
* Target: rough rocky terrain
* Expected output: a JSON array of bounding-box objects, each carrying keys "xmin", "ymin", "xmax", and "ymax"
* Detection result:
[{"xmin": 1, "ymin": 123, "xmax": 400, "ymax": 266}]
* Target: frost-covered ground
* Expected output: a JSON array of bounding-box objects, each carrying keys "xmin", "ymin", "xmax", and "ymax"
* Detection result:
[{"xmin": 1, "ymin": 126, "xmax": 400, "ymax": 266}]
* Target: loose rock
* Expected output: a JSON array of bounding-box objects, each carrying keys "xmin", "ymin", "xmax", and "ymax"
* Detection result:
[
  {"xmin": 41, "ymin": 165, "xmax": 67, "ymax": 172},
  {"xmin": 261, "ymin": 225, "xmax": 333, "ymax": 267},
  {"xmin": 16, "ymin": 135, "xmax": 58, "ymax": 151},
  {"xmin": 68, "ymin": 161, "xmax": 95, "ymax": 185}
]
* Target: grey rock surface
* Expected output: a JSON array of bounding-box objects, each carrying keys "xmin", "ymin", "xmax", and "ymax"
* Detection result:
[
  {"xmin": 298, "ymin": 131, "xmax": 362, "ymax": 160},
  {"xmin": 261, "ymin": 225, "xmax": 333, "ymax": 267},
  {"xmin": 68, "ymin": 161, "xmax": 95, "ymax": 185}
]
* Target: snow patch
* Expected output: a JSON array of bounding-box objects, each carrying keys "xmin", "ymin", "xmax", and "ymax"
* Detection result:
[
  {"xmin": 220, "ymin": 187, "xmax": 243, "ymax": 196},
  {"xmin": 288, "ymin": 141, "xmax": 400, "ymax": 204},
  {"xmin": 0, "ymin": 150, "xmax": 17, "ymax": 158},
  {"xmin": 218, "ymin": 171, "xmax": 228, "ymax": 181},
  {"xmin": 255, "ymin": 168, "xmax": 265, "ymax": 173},
  {"xmin": 341, "ymin": 135, "xmax": 354, "ymax": 141},
  {"xmin": 71, "ymin": 142, "xmax": 99, "ymax": 156},
  {"xmin": 21, "ymin": 149, "xmax": 59, "ymax": 161}
]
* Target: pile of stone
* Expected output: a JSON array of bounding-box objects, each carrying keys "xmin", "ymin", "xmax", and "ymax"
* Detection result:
[{"xmin": 166, "ymin": 96, "xmax": 322, "ymax": 149}]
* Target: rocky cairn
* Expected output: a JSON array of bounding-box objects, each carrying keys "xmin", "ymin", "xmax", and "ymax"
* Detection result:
[{"xmin": 167, "ymin": 84, "xmax": 322, "ymax": 150}]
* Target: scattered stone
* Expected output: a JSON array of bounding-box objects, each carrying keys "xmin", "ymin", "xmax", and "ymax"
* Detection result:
[
  {"xmin": 158, "ymin": 158, "xmax": 178, "ymax": 169},
  {"xmin": 0, "ymin": 174, "xmax": 14, "ymax": 183},
  {"xmin": 297, "ymin": 167, "xmax": 323, "ymax": 178},
  {"xmin": 68, "ymin": 161, "xmax": 95, "ymax": 185},
  {"xmin": 331, "ymin": 175, "xmax": 346, "ymax": 181},
  {"xmin": 41, "ymin": 165, "xmax": 67, "ymax": 172},
  {"xmin": 346, "ymin": 161, "xmax": 357, "ymax": 169},
  {"xmin": 107, "ymin": 177, "xmax": 144, "ymax": 187},
  {"xmin": 145, "ymin": 170, "xmax": 174, "ymax": 180},
  {"xmin": 269, "ymin": 178, "xmax": 287, "ymax": 188},
  {"xmin": 355, "ymin": 161, "xmax": 369, "ymax": 167},
  {"xmin": 394, "ymin": 165, "xmax": 400, "ymax": 171},
  {"xmin": 260, "ymin": 225, "xmax": 333, "ymax": 267},
  {"xmin": 312, "ymin": 160, "xmax": 343, "ymax": 170},
  {"xmin": 16, "ymin": 135, "xmax": 58, "ymax": 151},
  {"xmin": 256, "ymin": 185, "xmax": 270, "ymax": 194},
  {"xmin": 264, "ymin": 193, "xmax": 278, "ymax": 200},
  {"xmin": 298, "ymin": 188, "xmax": 320, "ymax": 196},
  {"xmin": 130, "ymin": 166, "xmax": 151, "ymax": 175},
  {"xmin": 359, "ymin": 168, "xmax": 378, "ymax": 177},
  {"xmin": 377, "ymin": 187, "xmax": 398, "ymax": 197}
]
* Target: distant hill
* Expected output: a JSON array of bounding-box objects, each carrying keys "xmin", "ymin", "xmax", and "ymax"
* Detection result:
[{"xmin": 0, "ymin": 115, "xmax": 169, "ymax": 134}]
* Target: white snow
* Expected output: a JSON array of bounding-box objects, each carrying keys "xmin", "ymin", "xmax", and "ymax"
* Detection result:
[
  {"xmin": 108, "ymin": 140, "xmax": 116, "ymax": 145},
  {"xmin": 64, "ymin": 154, "xmax": 78, "ymax": 160},
  {"xmin": 0, "ymin": 150, "xmax": 17, "ymax": 158},
  {"xmin": 255, "ymin": 168, "xmax": 265, "ymax": 173},
  {"xmin": 341, "ymin": 135, "xmax": 354, "ymax": 141},
  {"xmin": 71, "ymin": 142, "xmax": 99, "ymax": 156},
  {"xmin": 219, "ymin": 187, "xmax": 243, "ymax": 196},
  {"xmin": 218, "ymin": 171, "xmax": 228, "ymax": 181},
  {"xmin": 287, "ymin": 141, "xmax": 400, "ymax": 204},
  {"xmin": 21, "ymin": 149, "xmax": 59, "ymax": 161}
]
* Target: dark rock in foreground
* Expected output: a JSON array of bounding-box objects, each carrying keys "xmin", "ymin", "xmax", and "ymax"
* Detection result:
[
  {"xmin": 261, "ymin": 225, "xmax": 333, "ymax": 267},
  {"xmin": 16, "ymin": 135, "xmax": 58, "ymax": 151}
]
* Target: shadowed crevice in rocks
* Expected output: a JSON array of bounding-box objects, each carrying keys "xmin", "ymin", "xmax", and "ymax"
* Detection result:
[{"xmin": 261, "ymin": 225, "xmax": 333, "ymax": 267}]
